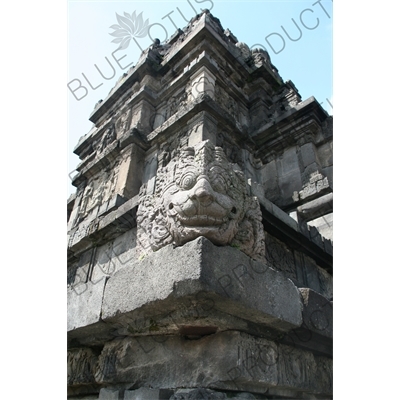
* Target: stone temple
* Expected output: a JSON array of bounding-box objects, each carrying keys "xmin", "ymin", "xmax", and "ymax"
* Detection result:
[{"xmin": 67, "ymin": 10, "xmax": 333, "ymax": 400}]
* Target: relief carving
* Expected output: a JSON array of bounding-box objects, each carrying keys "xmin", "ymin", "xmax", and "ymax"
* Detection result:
[
  {"xmin": 67, "ymin": 348, "xmax": 98, "ymax": 386},
  {"xmin": 252, "ymin": 48, "xmax": 272, "ymax": 68},
  {"xmin": 136, "ymin": 140, "xmax": 265, "ymax": 261},
  {"xmin": 166, "ymin": 90, "xmax": 188, "ymax": 120},
  {"xmin": 78, "ymin": 182, "xmax": 94, "ymax": 219},
  {"xmin": 115, "ymin": 108, "xmax": 132, "ymax": 138},
  {"xmin": 76, "ymin": 162, "xmax": 120, "ymax": 222},
  {"xmin": 99, "ymin": 124, "xmax": 116, "ymax": 153},
  {"xmin": 235, "ymin": 41, "xmax": 252, "ymax": 60},
  {"xmin": 215, "ymin": 86, "xmax": 238, "ymax": 119}
]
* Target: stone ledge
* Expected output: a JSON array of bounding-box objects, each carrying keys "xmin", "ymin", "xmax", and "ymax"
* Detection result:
[
  {"xmin": 101, "ymin": 237, "xmax": 303, "ymax": 332},
  {"xmin": 91, "ymin": 331, "xmax": 332, "ymax": 397},
  {"xmin": 258, "ymin": 195, "xmax": 332, "ymax": 274}
]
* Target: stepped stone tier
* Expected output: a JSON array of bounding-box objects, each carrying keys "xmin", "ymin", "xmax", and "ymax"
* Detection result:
[{"xmin": 67, "ymin": 10, "xmax": 333, "ymax": 400}]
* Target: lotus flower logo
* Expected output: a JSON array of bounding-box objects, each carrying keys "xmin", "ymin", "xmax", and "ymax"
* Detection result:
[{"xmin": 109, "ymin": 11, "xmax": 150, "ymax": 50}]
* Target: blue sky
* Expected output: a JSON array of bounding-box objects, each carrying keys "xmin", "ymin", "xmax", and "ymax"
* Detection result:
[{"xmin": 68, "ymin": 0, "xmax": 332, "ymax": 195}]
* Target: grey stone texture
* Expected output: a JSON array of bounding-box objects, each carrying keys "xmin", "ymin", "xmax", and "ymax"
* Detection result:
[
  {"xmin": 67, "ymin": 9, "xmax": 332, "ymax": 399},
  {"xmin": 299, "ymin": 288, "xmax": 333, "ymax": 338},
  {"xmin": 124, "ymin": 388, "xmax": 174, "ymax": 399},
  {"xmin": 92, "ymin": 331, "xmax": 332, "ymax": 396},
  {"xmin": 101, "ymin": 237, "xmax": 303, "ymax": 331},
  {"xmin": 98, "ymin": 388, "xmax": 120, "ymax": 399},
  {"xmin": 67, "ymin": 277, "xmax": 106, "ymax": 331}
]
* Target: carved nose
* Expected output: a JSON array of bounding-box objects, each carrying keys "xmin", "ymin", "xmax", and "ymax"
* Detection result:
[{"xmin": 191, "ymin": 178, "xmax": 214, "ymax": 205}]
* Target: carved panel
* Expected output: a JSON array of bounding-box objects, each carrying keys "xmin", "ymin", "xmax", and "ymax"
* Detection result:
[
  {"xmin": 215, "ymin": 85, "xmax": 238, "ymax": 119},
  {"xmin": 75, "ymin": 159, "xmax": 121, "ymax": 223},
  {"xmin": 67, "ymin": 348, "xmax": 98, "ymax": 386},
  {"xmin": 97, "ymin": 124, "xmax": 116, "ymax": 154},
  {"xmin": 115, "ymin": 107, "xmax": 132, "ymax": 139},
  {"xmin": 166, "ymin": 90, "xmax": 188, "ymax": 120}
]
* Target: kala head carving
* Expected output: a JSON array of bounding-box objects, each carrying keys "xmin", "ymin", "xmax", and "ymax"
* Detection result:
[{"xmin": 137, "ymin": 140, "xmax": 265, "ymax": 261}]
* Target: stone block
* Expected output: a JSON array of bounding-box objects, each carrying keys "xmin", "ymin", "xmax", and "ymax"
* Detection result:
[
  {"xmin": 68, "ymin": 249, "xmax": 92, "ymax": 288},
  {"xmin": 68, "ymin": 277, "xmax": 107, "ymax": 332},
  {"xmin": 280, "ymin": 147, "xmax": 299, "ymax": 176},
  {"xmin": 101, "ymin": 237, "xmax": 303, "ymax": 332},
  {"xmin": 171, "ymin": 388, "xmax": 226, "ymax": 399},
  {"xmin": 68, "ymin": 348, "xmax": 98, "ymax": 386},
  {"xmin": 263, "ymin": 160, "xmax": 278, "ymax": 197},
  {"xmin": 317, "ymin": 141, "xmax": 333, "ymax": 168},
  {"xmin": 316, "ymin": 266, "xmax": 333, "ymax": 300},
  {"xmin": 322, "ymin": 165, "xmax": 333, "ymax": 189},
  {"xmin": 90, "ymin": 243, "xmax": 113, "ymax": 282},
  {"xmin": 258, "ymin": 195, "xmax": 299, "ymax": 232},
  {"xmin": 309, "ymin": 226, "xmax": 324, "ymax": 248},
  {"xmin": 299, "ymin": 288, "xmax": 332, "ymax": 338},
  {"xmin": 142, "ymin": 151, "xmax": 158, "ymax": 184},
  {"xmin": 109, "ymin": 228, "xmax": 137, "ymax": 266},
  {"xmin": 264, "ymin": 232, "xmax": 296, "ymax": 281},
  {"xmin": 124, "ymin": 387, "xmax": 174, "ymax": 399},
  {"xmin": 324, "ymin": 236, "xmax": 333, "ymax": 256},
  {"xmin": 98, "ymin": 200, "xmax": 109, "ymax": 217},
  {"xmin": 190, "ymin": 66, "xmax": 216, "ymax": 100},
  {"xmin": 98, "ymin": 388, "xmax": 120, "ymax": 399},
  {"xmin": 303, "ymin": 255, "xmax": 321, "ymax": 294},
  {"xmin": 114, "ymin": 144, "xmax": 144, "ymax": 200},
  {"xmin": 300, "ymin": 142, "xmax": 316, "ymax": 168},
  {"xmin": 297, "ymin": 193, "xmax": 333, "ymax": 222},
  {"xmin": 94, "ymin": 331, "xmax": 332, "ymax": 396},
  {"xmin": 279, "ymin": 170, "xmax": 302, "ymax": 204},
  {"xmin": 106, "ymin": 194, "xmax": 126, "ymax": 213},
  {"xmin": 302, "ymin": 163, "xmax": 319, "ymax": 185},
  {"xmin": 187, "ymin": 112, "xmax": 217, "ymax": 147},
  {"xmin": 68, "ymin": 204, "xmax": 81, "ymax": 231},
  {"xmin": 90, "ymin": 228, "xmax": 137, "ymax": 283}
]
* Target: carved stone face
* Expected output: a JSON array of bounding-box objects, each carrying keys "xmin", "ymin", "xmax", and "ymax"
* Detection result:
[
  {"xmin": 162, "ymin": 143, "xmax": 246, "ymax": 246},
  {"xmin": 136, "ymin": 140, "xmax": 265, "ymax": 261}
]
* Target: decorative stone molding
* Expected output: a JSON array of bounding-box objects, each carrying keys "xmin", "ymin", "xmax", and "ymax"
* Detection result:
[{"xmin": 189, "ymin": 66, "xmax": 216, "ymax": 101}]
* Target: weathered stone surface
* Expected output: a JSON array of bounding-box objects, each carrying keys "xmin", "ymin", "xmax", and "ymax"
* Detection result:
[
  {"xmin": 187, "ymin": 111, "xmax": 217, "ymax": 147},
  {"xmin": 94, "ymin": 331, "xmax": 332, "ymax": 396},
  {"xmin": 101, "ymin": 237, "xmax": 303, "ymax": 331},
  {"xmin": 68, "ymin": 277, "xmax": 107, "ymax": 331},
  {"xmin": 67, "ymin": 348, "xmax": 98, "ymax": 386},
  {"xmin": 123, "ymin": 388, "xmax": 174, "ymax": 399},
  {"xmin": 264, "ymin": 233, "xmax": 296, "ymax": 281},
  {"xmin": 300, "ymin": 143, "xmax": 317, "ymax": 169},
  {"xmin": 317, "ymin": 141, "xmax": 333, "ymax": 168},
  {"xmin": 263, "ymin": 159, "xmax": 279, "ymax": 202},
  {"xmin": 297, "ymin": 193, "xmax": 333, "ymax": 222},
  {"xmin": 278, "ymin": 147, "xmax": 303, "ymax": 204},
  {"xmin": 299, "ymin": 288, "xmax": 332, "ymax": 338},
  {"xmin": 292, "ymin": 251, "xmax": 333, "ymax": 299},
  {"xmin": 90, "ymin": 228, "xmax": 137, "ymax": 283},
  {"xmin": 170, "ymin": 388, "xmax": 226, "ymax": 399},
  {"xmin": 98, "ymin": 388, "xmax": 120, "ymax": 399}
]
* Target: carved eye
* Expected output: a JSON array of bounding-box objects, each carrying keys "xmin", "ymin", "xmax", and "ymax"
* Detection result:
[
  {"xmin": 179, "ymin": 172, "xmax": 197, "ymax": 190},
  {"xmin": 211, "ymin": 175, "xmax": 227, "ymax": 193}
]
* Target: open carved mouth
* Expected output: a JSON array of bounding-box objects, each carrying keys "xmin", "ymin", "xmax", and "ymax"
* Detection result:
[{"xmin": 176, "ymin": 214, "xmax": 229, "ymax": 227}]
